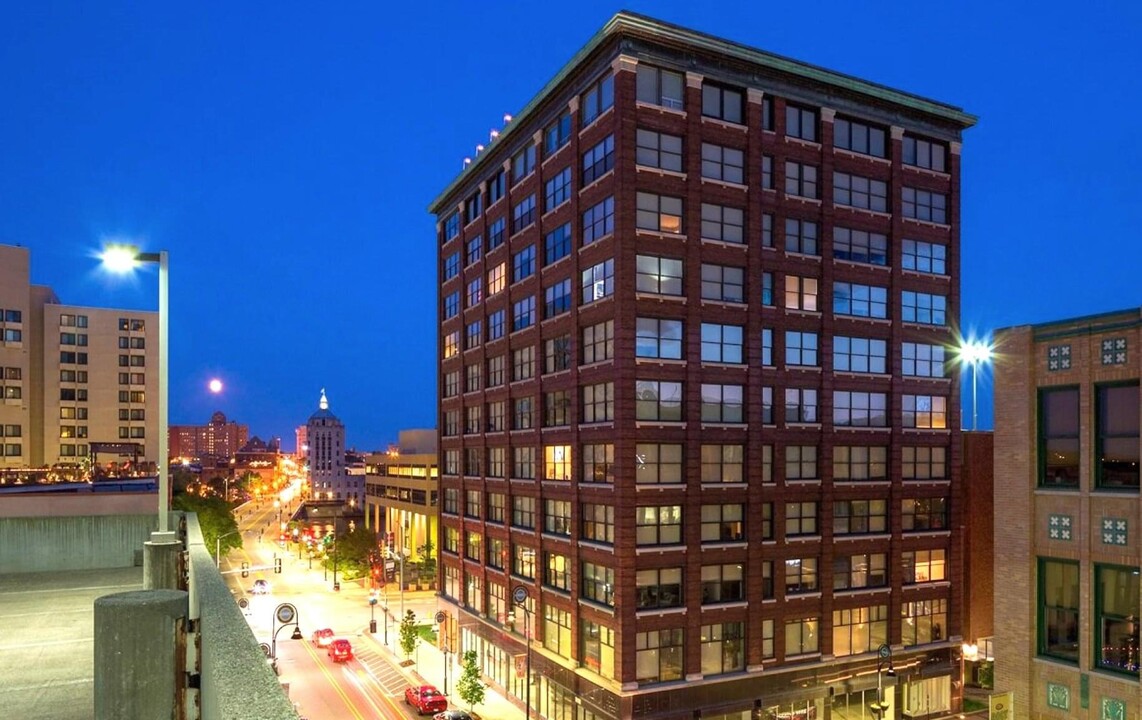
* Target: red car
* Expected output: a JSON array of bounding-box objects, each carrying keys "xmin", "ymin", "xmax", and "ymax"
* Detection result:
[
  {"xmin": 311, "ymin": 628, "xmax": 334, "ymax": 647},
  {"xmin": 327, "ymin": 639, "xmax": 353, "ymax": 663},
  {"xmin": 405, "ymin": 685, "xmax": 447, "ymax": 715}
]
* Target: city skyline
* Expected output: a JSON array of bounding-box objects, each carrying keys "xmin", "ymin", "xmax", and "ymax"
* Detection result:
[{"xmin": 2, "ymin": 1, "xmax": 1139, "ymax": 447}]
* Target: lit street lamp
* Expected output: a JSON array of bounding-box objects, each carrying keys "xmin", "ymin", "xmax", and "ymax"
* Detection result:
[
  {"xmin": 101, "ymin": 244, "xmax": 169, "ymax": 533},
  {"xmin": 510, "ymin": 585, "xmax": 533, "ymax": 720},
  {"xmin": 270, "ymin": 602, "xmax": 303, "ymax": 670},
  {"xmin": 959, "ymin": 340, "xmax": 992, "ymax": 431}
]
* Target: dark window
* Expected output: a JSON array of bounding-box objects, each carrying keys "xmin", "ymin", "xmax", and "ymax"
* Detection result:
[
  {"xmin": 582, "ymin": 136, "xmax": 615, "ymax": 185},
  {"xmin": 835, "ymin": 118, "xmax": 886, "ymax": 157},
  {"xmin": 582, "ymin": 197, "xmax": 615, "ymax": 245},
  {"xmin": 1097, "ymin": 383, "xmax": 1140, "ymax": 488},
  {"xmin": 701, "ymin": 83, "xmax": 743, "ymax": 124},
  {"xmin": 834, "ymin": 227, "xmax": 888, "ymax": 265},
  {"xmin": 544, "ymin": 111, "xmax": 572, "ymax": 154},
  {"xmin": 902, "ymin": 187, "xmax": 947, "ymax": 224},
  {"xmin": 1038, "ymin": 558, "xmax": 1079, "ymax": 663},
  {"xmin": 903, "ymin": 136, "xmax": 947, "ymax": 172},
  {"xmin": 1095, "ymin": 564, "xmax": 1139, "ymax": 674},
  {"xmin": 785, "ymin": 105, "xmax": 818, "ymax": 142},
  {"xmin": 488, "ymin": 170, "xmax": 506, "ymax": 204},
  {"xmin": 544, "ymin": 223, "xmax": 572, "ymax": 265},
  {"xmin": 512, "ymin": 145, "xmax": 536, "ymax": 185},
  {"xmin": 636, "ymin": 65, "xmax": 684, "ymax": 109},
  {"xmin": 1040, "ymin": 387, "xmax": 1080, "ymax": 487},
  {"xmin": 581, "ymin": 73, "xmax": 614, "ymax": 126},
  {"xmin": 636, "ymin": 129, "xmax": 683, "ymax": 172},
  {"xmin": 784, "ymin": 161, "xmax": 818, "ymax": 199},
  {"xmin": 544, "ymin": 167, "xmax": 571, "ymax": 211},
  {"xmin": 511, "ymin": 195, "xmax": 536, "ymax": 234}
]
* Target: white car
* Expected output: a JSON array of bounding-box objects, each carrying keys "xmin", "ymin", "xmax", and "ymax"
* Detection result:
[{"xmin": 252, "ymin": 579, "xmax": 270, "ymax": 595}]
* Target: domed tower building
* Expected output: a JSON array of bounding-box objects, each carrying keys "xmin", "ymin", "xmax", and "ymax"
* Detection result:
[{"xmin": 306, "ymin": 389, "xmax": 360, "ymax": 506}]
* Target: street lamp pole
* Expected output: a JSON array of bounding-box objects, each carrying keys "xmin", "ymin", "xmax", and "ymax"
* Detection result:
[
  {"xmin": 874, "ymin": 643, "xmax": 896, "ymax": 717},
  {"xmin": 960, "ymin": 341, "xmax": 992, "ymax": 432},
  {"xmin": 512, "ymin": 585, "xmax": 532, "ymax": 720},
  {"xmin": 270, "ymin": 602, "xmax": 303, "ymax": 666},
  {"xmin": 215, "ymin": 529, "xmax": 240, "ymax": 569}
]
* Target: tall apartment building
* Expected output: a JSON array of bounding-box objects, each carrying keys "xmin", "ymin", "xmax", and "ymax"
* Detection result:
[
  {"xmin": 994, "ymin": 308, "xmax": 1142, "ymax": 719},
  {"xmin": 306, "ymin": 389, "xmax": 361, "ymax": 505},
  {"xmin": 0, "ymin": 244, "xmax": 158, "ymax": 479},
  {"xmin": 169, "ymin": 410, "xmax": 249, "ymax": 464},
  {"xmin": 430, "ymin": 13, "xmax": 974, "ymax": 719}
]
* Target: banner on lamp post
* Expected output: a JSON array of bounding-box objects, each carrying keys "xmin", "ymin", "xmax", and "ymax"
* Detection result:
[{"xmin": 989, "ymin": 692, "xmax": 1013, "ymax": 720}]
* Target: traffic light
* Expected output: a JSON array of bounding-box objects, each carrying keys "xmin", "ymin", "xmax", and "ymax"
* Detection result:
[
  {"xmin": 274, "ymin": 558, "xmax": 282, "ymax": 574},
  {"xmin": 241, "ymin": 561, "xmax": 249, "ymax": 578}
]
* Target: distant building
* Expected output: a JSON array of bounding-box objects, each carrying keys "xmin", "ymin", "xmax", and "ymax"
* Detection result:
[
  {"xmin": 994, "ymin": 308, "xmax": 1141, "ymax": 717},
  {"xmin": 0, "ymin": 244, "xmax": 158, "ymax": 480},
  {"xmin": 961, "ymin": 431, "xmax": 994, "ymax": 686},
  {"xmin": 169, "ymin": 411, "xmax": 249, "ymax": 467},
  {"xmin": 295, "ymin": 424, "xmax": 307, "ymax": 461},
  {"xmin": 364, "ymin": 430, "xmax": 439, "ymax": 570},
  {"xmin": 305, "ymin": 389, "xmax": 360, "ymax": 506}
]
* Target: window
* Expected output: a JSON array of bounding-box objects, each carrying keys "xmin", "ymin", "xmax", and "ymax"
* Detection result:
[
  {"xmin": 1038, "ymin": 558, "xmax": 1079, "ymax": 663},
  {"xmin": 545, "ymin": 167, "xmax": 572, "ymax": 211},
  {"xmin": 903, "ymin": 239, "xmax": 946, "ymax": 274},
  {"xmin": 582, "ymin": 503, "xmax": 614, "ymax": 544},
  {"xmin": 488, "ymin": 263, "xmax": 506, "ymax": 296},
  {"xmin": 903, "ymin": 187, "xmax": 947, "ymax": 224},
  {"xmin": 464, "ymin": 448, "xmax": 481, "ymax": 475},
  {"xmin": 636, "ymin": 443, "xmax": 683, "ymax": 484},
  {"xmin": 903, "ymin": 395, "xmax": 948, "ymax": 429},
  {"xmin": 701, "ymin": 82, "xmax": 743, "ymax": 123},
  {"xmin": 486, "ymin": 493, "xmax": 505, "ymax": 524},
  {"xmin": 835, "ymin": 337, "xmax": 887, "ymax": 374},
  {"xmin": 636, "ymin": 65, "xmax": 684, "ymax": 109},
  {"xmin": 834, "ymin": 446, "xmax": 888, "ymax": 481},
  {"xmin": 488, "ymin": 170, "xmax": 506, "ymax": 205},
  {"xmin": 543, "ymin": 605, "xmax": 572, "ymax": 659},
  {"xmin": 784, "ymin": 218, "xmax": 819, "ymax": 255},
  {"xmin": 443, "ymin": 291, "xmax": 460, "ymax": 320},
  {"xmin": 636, "ymin": 255, "xmax": 683, "ymax": 295},
  {"xmin": 902, "ymin": 291, "xmax": 947, "ymax": 325},
  {"xmin": 903, "ymin": 343, "xmax": 945, "ymax": 378},
  {"xmin": 465, "ymin": 321, "xmax": 482, "ymax": 350},
  {"xmin": 443, "ymin": 371, "xmax": 460, "ymax": 398},
  {"xmin": 488, "ymin": 217, "xmax": 506, "ymax": 249},
  {"xmin": 513, "ymin": 446, "xmax": 536, "ymax": 478},
  {"xmin": 762, "ymin": 272, "xmax": 774, "ymax": 306},
  {"xmin": 488, "ymin": 310, "xmax": 505, "ymax": 341},
  {"xmin": 512, "ymin": 194, "xmax": 536, "ymax": 234},
  {"xmin": 581, "ymin": 620, "xmax": 616, "ymax": 679},
  {"xmin": 901, "ymin": 599, "xmax": 948, "ymax": 646},
  {"xmin": 442, "ymin": 526, "xmax": 459, "ymax": 554},
  {"xmin": 581, "ymin": 72, "xmax": 614, "ymax": 126},
  {"xmin": 465, "ymin": 236, "xmax": 483, "ymax": 266},
  {"xmin": 701, "ymin": 504, "xmax": 744, "ymax": 543},
  {"xmin": 544, "ymin": 222, "xmax": 572, "ymax": 265},
  {"xmin": 834, "ymin": 499, "xmax": 887, "ymax": 535},
  {"xmin": 443, "ymin": 212, "xmax": 461, "ymax": 242},
  {"xmin": 636, "ymin": 506, "xmax": 682, "ymax": 546},
  {"xmin": 1040, "ymin": 387, "xmax": 1079, "ymax": 487},
  {"xmin": 636, "ymin": 192, "xmax": 683, "ymax": 234},
  {"xmin": 700, "ymin": 143, "xmax": 744, "ymax": 183},
  {"xmin": 701, "ymin": 622, "xmax": 744, "ymax": 675},
  {"xmin": 762, "ymin": 213, "xmax": 773, "ymax": 247},
  {"xmin": 582, "ymin": 320, "xmax": 613, "ymax": 364},
  {"xmin": 835, "ymin": 117, "xmax": 886, "ymax": 157},
  {"xmin": 582, "ymin": 382, "xmax": 614, "ymax": 423},
  {"xmin": 637, "ymin": 568, "xmax": 683, "ymax": 609},
  {"xmin": 785, "ymin": 502, "xmax": 818, "ymax": 536},
  {"xmin": 513, "ymin": 545, "xmax": 536, "ymax": 579},
  {"xmin": 903, "ymin": 498, "xmax": 949, "ymax": 531},
  {"xmin": 834, "ymin": 227, "xmax": 888, "ymax": 265},
  {"xmin": 785, "ymin": 105, "xmax": 818, "ymax": 142},
  {"xmin": 636, "ymin": 318, "xmax": 683, "ymax": 359},
  {"xmin": 784, "ymin": 276, "xmax": 818, "ymax": 311},
  {"xmin": 903, "ymin": 136, "xmax": 947, "ymax": 172},
  {"xmin": 700, "ymin": 565, "xmax": 743, "ymax": 605},
  {"xmin": 486, "ymin": 539, "xmax": 505, "ymax": 569},
  {"xmin": 785, "ymin": 445, "xmax": 818, "ymax": 480},
  {"xmin": 636, "ymin": 629, "xmax": 684, "ymax": 684},
  {"xmin": 701, "ymin": 323, "xmax": 743, "ymax": 363},
  {"xmin": 903, "ymin": 446, "xmax": 947, "ymax": 480},
  {"xmin": 466, "ymin": 278, "xmax": 482, "ymax": 308},
  {"xmin": 784, "ymin": 388, "xmax": 818, "ymax": 424},
  {"xmin": 785, "ymin": 331, "xmax": 818, "ymax": 366},
  {"xmin": 466, "ymin": 364, "xmax": 482, "ymax": 393},
  {"xmin": 833, "ymin": 172, "xmax": 887, "ymax": 212},
  {"xmin": 784, "ymin": 161, "xmax": 818, "ymax": 198},
  {"xmin": 512, "ymin": 496, "xmax": 536, "ymax": 528},
  {"xmin": 581, "ymin": 259, "xmax": 614, "ymax": 304},
  {"xmin": 544, "ymin": 499, "xmax": 571, "ymax": 536},
  {"xmin": 701, "ymin": 444, "xmax": 744, "ymax": 483},
  {"xmin": 443, "ymin": 331, "xmax": 459, "ymax": 359},
  {"xmin": 512, "ymin": 346, "xmax": 535, "ymax": 381},
  {"xmin": 761, "ymin": 96, "xmax": 774, "ymax": 130},
  {"xmin": 834, "ymin": 282, "xmax": 888, "ymax": 318},
  {"xmin": 701, "ymin": 385, "xmax": 744, "ymax": 423},
  {"xmin": 761, "ymin": 387, "xmax": 774, "ymax": 424},
  {"xmin": 543, "ymin": 279, "xmax": 571, "ymax": 318},
  {"xmin": 544, "ymin": 553, "xmax": 570, "ymax": 591},
  {"xmin": 636, "ymin": 129, "xmax": 683, "ymax": 172},
  {"xmin": 581, "ymin": 443, "xmax": 614, "ymax": 483},
  {"xmin": 545, "ymin": 111, "xmax": 572, "ymax": 154},
  {"xmin": 902, "ymin": 549, "xmax": 946, "ymax": 583},
  {"xmin": 1097, "ymin": 383, "xmax": 1140, "ymax": 488},
  {"xmin": 636, "ymin": 380, "xmax": 683, "ymax": 421},
  {"xmin": 512, "ymin": 144, "xmax": 536, "ymax": 185},
  {"xmin": 511, "ymin": 296, "xmax": 535, "ymax": 332},
  {"xmin": 700, "ymin": 203, "xmax": 744, "ymax": 243},
  {"xmin": 833, "ymin": 606, "xmax": 889, "ymax": 658},
  {"xmin": 762, "ymin": 328, "xmax": 773, "ymax": 366},
  {"xmin": 834, "ymin": 554, "xmax": 888, "ymax": 591},
  {"xmin": 701, "ymin": 263, "xmax": 744, "ymax": 302},
  {"xmin": 512, "ymin": 397, "xmax": 534, "ymax": 430},
  {"xmin": 785, "ymin": 558, "xmax": 819, "ymax": 594},
  {"xmin": 487, "ymin": 402, "xmax": 505, "ymax": 433},
  {"xmin": 543, "ymin": 390, "xmax": 571, "ymax": 427},
  {"xmin": 582, "ymin": 136, "xmax": 615, "ymax": 185},
  {"xmin": 487, "ymin": 355, "xmax": 505, "ymax": 387},
  {"xmin": 465, "ymin": 532, "xmax": 482, "ymax": 561},
  {"xmin": 762, "ymin": 155, "xmax": 773, "ymax": 189}
]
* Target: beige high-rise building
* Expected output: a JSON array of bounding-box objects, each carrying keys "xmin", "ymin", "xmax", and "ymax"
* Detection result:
[{"xmin": 0, "ymin": 244, "xmax": 158, "ymax": 480}]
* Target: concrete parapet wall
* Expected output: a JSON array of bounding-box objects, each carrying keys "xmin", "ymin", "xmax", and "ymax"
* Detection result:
[{"xmin": 0, "ymin": 514, "xmax": 155, "ymax": 573}]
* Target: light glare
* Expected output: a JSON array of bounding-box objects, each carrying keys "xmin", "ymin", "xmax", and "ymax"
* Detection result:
[
  {"xmin": 101, "ymin": 245, "xmax": 140, "ymax": 273},
  {"xmin": 960, "ymin": 341, "xmax": 993, "ymax": 365}
]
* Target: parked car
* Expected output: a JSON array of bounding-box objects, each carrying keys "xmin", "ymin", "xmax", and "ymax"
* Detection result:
[
  {"xmin": 327, "ymin": 639, "xmax": 353, "ymax": 663},
  {"xmin": 434, "ymin": 711, "xmax": 473, "ymax": 720},
  {"xmin": 405, "ymin": 684, "xmax": 448, "ymax": 715},
  {"xmin": 251, "ymin": 579, "xmax": 270, "ymax": 595},
  {"xmin": 310, "ymin": 628, "xmax": 334, "ymax": 647}
]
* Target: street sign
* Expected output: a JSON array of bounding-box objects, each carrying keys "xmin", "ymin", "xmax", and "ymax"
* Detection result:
[
  {"xmin": 512, "ymin": 585, "xmax": 528, "ymax": 605},
  {"xmin": 275, "ymin": 603, "xmax": 297, "ymax": 625},
  {"xmin": 238, "ymin": 598, "xmax": 249, "ymax": 609},
  {"xmin": 259, "ymin": 643, "xmax": 271, "ymax": 658},
  {"xmin": 435, "ymin": 611, "xmax": 446, "ymax": 624}
]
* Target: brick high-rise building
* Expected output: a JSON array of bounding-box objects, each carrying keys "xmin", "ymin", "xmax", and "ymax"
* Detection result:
[
  {"xmin": 994, "ymin": 309, "xmax": 1141, "ymax": 719},
  {"xmin": 430, "ymin": 12, "xmax": 974, "ymax": 719},
  {"xmin": 169, "ymin": 411, "xmax": 249, "ymax": 465}
]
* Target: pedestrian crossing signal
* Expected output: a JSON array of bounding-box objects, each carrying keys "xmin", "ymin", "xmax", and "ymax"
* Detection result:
[
  {"xmin": 274, "ymin": 558, "xmax": 282, "ymax": 574},
  {"xmin": 241, "ymin": 561, "xmax": 249, "ymax": 578}
]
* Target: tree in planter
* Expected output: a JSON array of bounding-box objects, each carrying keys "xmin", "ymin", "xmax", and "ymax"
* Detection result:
[
  {"xmin": 456, "ymin": 650, "xmax": 486, "ymax": 713},
  {"xmin": 399, "ymin": 609, "xmax": 419, "ymax": 662}
]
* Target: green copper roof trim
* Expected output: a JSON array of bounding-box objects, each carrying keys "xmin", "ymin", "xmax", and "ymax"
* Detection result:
[{"xmin": 429, "ymin": 10, "xmax": 977, "ymax": 213}]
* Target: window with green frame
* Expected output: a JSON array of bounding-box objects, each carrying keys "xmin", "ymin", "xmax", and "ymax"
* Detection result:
[
  {"xmin": 1039, "ymin": 386, "xmax": 1079, "ymax": 487},
  {"xmin": 1096, "ymin": 383, "xmax": 1140, "ymax": 489},
  {"xmin": 1095, "ymin": 564, "xmax": 1140, "ymax": 674},
  {"xmin": 1038, "ymin": 558, "xmax": 1078, "ymax": 663}
]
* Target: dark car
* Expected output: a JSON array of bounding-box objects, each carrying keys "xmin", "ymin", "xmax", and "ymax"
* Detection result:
[
  {"xmin": 327, "ymin": 639, "xmax": 353, "ymax": 663},
  {"xmin": 433, "ymin": 711, "xmax": 473, "ymax": 720},
  {"xmin": 405, "ymin": 685, "xmax": 448, "ymax": 715}
]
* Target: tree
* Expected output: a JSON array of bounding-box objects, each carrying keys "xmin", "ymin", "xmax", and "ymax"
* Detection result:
[
  {"xmin": 173, "ymin": 493, "xmax": 239, "ymax": 559},
  {"xmin": 456, "ymin": 650, "xmax": 486, "ymax": 712},
  {"xmin": 399, "ymin": 609, "xmax": 418, "ymax": 661},
  {"xmin": 417, "ymin": 537, "xmax": 435, "ymax": 576}
]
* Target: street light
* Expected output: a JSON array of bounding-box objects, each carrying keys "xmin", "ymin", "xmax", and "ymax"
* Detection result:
[
  {"xmin": 511, "ymin": 585, "xmax": 533, "ymax": 720},
  {"xmin": 270, "ymin": 602, "xmax": 303, "ymax": 669},
  {"xmin": 100, "ymin": 244, "xmax": 169, "ymax": 533},
  {"xmin": 959, "ymin": 340, "xmax": 992, "ymax": 431},
  {"xmin": 215, "ymin": 529, "xmax": 240, "ymax": 569},
  {"xmin": 872, "ymin": 643, "xmax": 896, "ymax": 717}
]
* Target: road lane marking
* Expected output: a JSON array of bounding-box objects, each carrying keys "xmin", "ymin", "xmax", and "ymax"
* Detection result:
[{"xmin": 301, "ymin": 635, "xmax": 365, "ymax": 720}]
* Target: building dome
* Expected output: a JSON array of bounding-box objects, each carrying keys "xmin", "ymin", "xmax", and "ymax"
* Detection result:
[{"xmin": 308, "ymin": 388, "xmax": 341, "ymax": 425}]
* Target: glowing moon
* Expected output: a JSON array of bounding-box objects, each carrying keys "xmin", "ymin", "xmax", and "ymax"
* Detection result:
[{"xmin": 208, "ymin": 379, "xmax": 223, "ymax": 394}]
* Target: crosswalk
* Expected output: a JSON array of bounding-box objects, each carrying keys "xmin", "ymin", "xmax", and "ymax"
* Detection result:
[{"xmin": 353, "ymin": 640, "xmax": 408, "ymax": 696}]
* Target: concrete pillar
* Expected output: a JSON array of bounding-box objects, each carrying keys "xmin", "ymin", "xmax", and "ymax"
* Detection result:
[
  {"xmin": 144, "ymin": 530, "xmax": 182, "ymax": 590},
  {"xmin": 94, "ymin": 589, "xmax": 188, "ymax": 720}
]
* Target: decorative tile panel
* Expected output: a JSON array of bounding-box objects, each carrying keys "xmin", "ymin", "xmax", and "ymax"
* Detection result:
[
  {"xmin": 1048, "ymin": 344, "xmax": 1072, "ymax": 371},
  {"xmin": 1047, "ymin": 683, "xmax": 1070, "ymax": 711},
  {"xmin": 1101, "ymin": 697, "xmax": 1126, "ymax": 720},
  {"xmin": 1101, "ymin": 518, "xmax": 1128, "ymax": 546},
  {"xmin": 1101, "ymin": 337, "xmax": 1127, "ymax": 365},
  {"xmin": 1048, "ymin": 514, "xmax": 1073, "ymax": 541}
]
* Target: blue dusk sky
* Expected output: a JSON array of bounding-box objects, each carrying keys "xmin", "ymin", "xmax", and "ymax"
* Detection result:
[{"xmin": 1, "ymin": 1, "xmax": 1139, "ymax": 448}]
